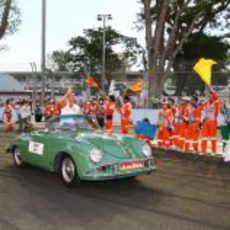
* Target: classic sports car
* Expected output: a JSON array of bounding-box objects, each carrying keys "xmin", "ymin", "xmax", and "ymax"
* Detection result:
[{"xmin": 9, "ymin": 115, "xmax": 156, "ymax": 187}]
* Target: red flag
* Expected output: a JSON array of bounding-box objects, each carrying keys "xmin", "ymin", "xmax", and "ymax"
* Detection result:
[{"xmin": 86, "ymin": 77, "xmax": 99, "ymax": 88}]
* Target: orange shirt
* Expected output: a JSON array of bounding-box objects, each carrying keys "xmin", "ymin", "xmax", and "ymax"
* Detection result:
[
  {"xmin": 5, "ymin": 104, "xmax": 12, "ymax": 115},
  {"xmin": 46, "ymin": 103, "xmax": 55, "ymax": 117},
  {"xmin": 181, "ymin": 104, "xmax": 192, "ymax": 123},
  {"xmin": 158, "ymin": 108, "xmax": 173, "ymax": 127},
  {"xmin": 121, "ymin": 102, "xmax": 132, "ymax": 120},
  {"xmin": 83, "ymin": 103, "xmax": 91, "ymax": 115},
  {"xmin": 105, "ymin": 101, "xmax": 116, "ymax": 116},
  {"xmin": 90, "ymin": 103, "xmax": 99, "ymax": 116},
  {"xmin": 203, "ymin": 100, "xmax": 219, "ymax": 121},
  {"xmin": 54, "ymin": 103, "xmax": 62, "ymax": 116}
]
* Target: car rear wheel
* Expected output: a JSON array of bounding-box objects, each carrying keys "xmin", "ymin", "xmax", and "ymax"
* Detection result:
[
  {"xmin": 13, "ymin": 148, "xmax": 25, "ymax": 168},
  {"xmin": 61, "ymin": 156, "xmax": 80, "ymax": 187}
]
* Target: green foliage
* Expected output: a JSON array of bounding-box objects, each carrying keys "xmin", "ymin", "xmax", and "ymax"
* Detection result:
[
  {"xmin": 51, "ymin": 50, "xmax": 72, "ymax": 71},
  {"xmin": 174, "ymin": 32, "xmax": 230, "ymax": 95},
  {"xmin": 0, "ymin": 0, "xmax": 21, "ymax": 39},
  {"xmin": 51, "ymin": 27, "xmax": 142, "ymax": 80},
  {"xmin": 139, "ymin": 0, "xmax": 229, "ymax": 99},
  {"xmin": 176, "ymin": 32, "xmax": 230, "ymax": 65}
]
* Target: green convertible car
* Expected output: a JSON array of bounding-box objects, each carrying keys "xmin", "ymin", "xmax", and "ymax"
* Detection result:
[{"xmin": 9, "ymin": 115, "xmax": 156, "ymax": 187}]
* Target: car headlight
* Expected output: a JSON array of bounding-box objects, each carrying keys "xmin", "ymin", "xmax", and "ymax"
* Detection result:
[
  {"xmin": 89, "ymin": 148, "xmax": 103, "ymax": 163},
  {"xmin": 142, "ymin": 144, "xmax": 152, "ymax": 158}
]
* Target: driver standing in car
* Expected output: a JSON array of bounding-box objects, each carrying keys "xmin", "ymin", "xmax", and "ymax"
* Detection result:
[{"xmin": 58, "ymin": 88, "xmax": 82, "ymax": 115}]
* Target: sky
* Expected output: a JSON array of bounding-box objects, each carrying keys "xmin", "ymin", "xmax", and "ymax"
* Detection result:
[{"xmin": 0, "ymin": 0, "xmax": 144, "ymax": 72}]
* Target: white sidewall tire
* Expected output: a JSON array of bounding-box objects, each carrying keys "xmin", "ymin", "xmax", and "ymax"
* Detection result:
[
  {"xmin": 13, "ymin": 148, "xmax": 25, "ymax": 168},
  {"xmin": 61, "ymin": 156, "xmax": 80, "ymax": 187}
]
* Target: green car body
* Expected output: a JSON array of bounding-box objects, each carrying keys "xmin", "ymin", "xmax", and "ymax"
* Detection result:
[{"xmin": 10, "ymin": 115, "xmax": 156, "ymax": 185}]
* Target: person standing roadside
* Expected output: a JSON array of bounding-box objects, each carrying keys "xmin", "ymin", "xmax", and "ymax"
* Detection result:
[
  {"xmin": 157, "ymin": 99, "xmax": 173, "ymax": 148},
  {"xmin": 172, "ymin": 99, "xmax": 183, "ymax": 149},
  {"xmin": 14, "ymin": 101, "xmax": 22, "ymax": 131},
  {"xmin": 200, "ymin": 90, "xmax": 219, "ymax": 155},
  {"xmin": 45, "ymin": 98, "xmax": 55, "ymax": 120},
  {"xmin": 90, "ymin": 98, "xmax": 99, "ymax": 118},
  {"xmin": 35, "ymin": 103, "xmax": 43, "ymax": 122},
  {"xmin": 4, "ymin": 99, "xmax": 13, "ymax": 131},
  {"xmin": 177, "ymin": 97, "xmax": 191, "ymax": 151},
  {"xmin": 184, "ymin": 95, "xmax": 202, "ymax": 153},
  {"xmin": 105, "ymin": 95, "xmax": 116, "ymax": 132},
  {"xmin": 97, "ymin": 98, "xmax": 106, "ymax": 129},
  {"xmin": 168, "ymin": 97, "xmax": 177, "ymax": 148},
  {"xmin": 219, "ymin": 100, "xmax": 230, "ymax": 152},
  {"xmin": 117, "ymin": 95, "xmax": 132, "ymax": 135},
  {"xmin": 83, "ymin": 101, "xmax": 91, "ymax": 116}
]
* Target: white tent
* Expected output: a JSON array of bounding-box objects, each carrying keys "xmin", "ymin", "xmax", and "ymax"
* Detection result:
[{"xmin": 0, "ymin": 73, "xmax": 25, "ymax": 92}]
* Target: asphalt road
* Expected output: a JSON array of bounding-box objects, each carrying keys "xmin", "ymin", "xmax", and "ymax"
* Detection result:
[{"xmin": 0, "ymin": 133, "xmax": 230, "ymax": 230}]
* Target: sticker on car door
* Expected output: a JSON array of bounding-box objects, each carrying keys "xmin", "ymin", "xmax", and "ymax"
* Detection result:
[{"xmin": 29, "ymin": 141, "xmax": 44, "ymax": 155}]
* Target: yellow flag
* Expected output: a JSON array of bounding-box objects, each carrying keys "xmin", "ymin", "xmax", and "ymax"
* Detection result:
[{"xmin": 193, "ymin": 58, "xmax": 217, "ymax": 86}]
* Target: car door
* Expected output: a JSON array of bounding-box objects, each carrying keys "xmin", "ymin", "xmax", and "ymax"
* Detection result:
[{"xmin": 25, "ymin": 131, "xmax": 50, "ymax": 169}]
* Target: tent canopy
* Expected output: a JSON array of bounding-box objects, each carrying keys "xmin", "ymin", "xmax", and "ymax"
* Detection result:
[{"xmin": 0, "ymin": 73, "xmax": 25, "ymax": 92}]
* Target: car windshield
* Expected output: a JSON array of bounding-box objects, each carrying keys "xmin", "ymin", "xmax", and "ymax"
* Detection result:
[{"xmin": 47, "ymin": 115, "xmax": 99, "ymax": 131}]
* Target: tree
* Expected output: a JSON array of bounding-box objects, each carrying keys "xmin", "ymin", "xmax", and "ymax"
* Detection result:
[
  {"xmin": 0, "ymin": 0, "xmax": 20, "ymax": 40},
  {"xmin": 51, "ymin": 27, "xmax": 143, "ymax": 86},
  {"xmin": 50, "ymin": 50, "xmax": 72, "ymax": 72},
  {"xmin": 174, "ymin": 32, "xmax": 230, "ymax": 95},
  {"xmin": 141, "ymin": 0, "xmax": 230, "ymax": 104}
]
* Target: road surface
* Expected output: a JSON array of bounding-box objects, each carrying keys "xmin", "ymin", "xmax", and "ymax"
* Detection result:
[{"xmin": 0, "ymin": 133, "xmax": 229, "ymax": 230}]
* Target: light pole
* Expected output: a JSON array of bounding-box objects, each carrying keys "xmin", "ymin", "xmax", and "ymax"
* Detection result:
[
  {"xmin": 97, "ymin": 14, "xmax": 112, "ymax": 91},
  {"xmin": 41, "ymin": 0, "xmax": 46, "ymax": 105},
  {"xmin": 30, "ymin": 62, "xmax": 37, "ymax": 111}
]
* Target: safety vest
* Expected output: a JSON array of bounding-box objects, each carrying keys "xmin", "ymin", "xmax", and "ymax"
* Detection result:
[
  {"xmin": 158, "ymin": 108, "xmax": 173, "ymax": 127},
  {"xmin": 54, "ymin": 103, "xmax": 62, "ymax": 116},
  {"xmin": 121, "ymin": 102, "xmax": 132, "ymax": 120},
  {"xmin": 173, "ymin": 106, "xmax": 182, "ymax": 124},
  {"xmin": 188, "ymin": 104, "xmax": 200, "ymax": 123},
  {"xmin": 106, "ymin": 102, "xmax": 116, "ymax": 116},
  {"xmin": 181, "ymin": 104, "xmax": 191, "ymax": 123},
  {"xmin": 203, "ymin": 100, "xmax": 219, "ymax": 121},
  {"xmin": 46, "ymin": 103, "xmax": 55, "ymax": 117},
  {"xmin": 5, "ymin": 104, "xmax": 12, "ymax": 115},
  {"xmin": 83, "ymin": 103, "xmax": 91, "ymax": 115},
  {"xmin": 90, "ymin": 104, "xmax": 98, "ymax": 116}
]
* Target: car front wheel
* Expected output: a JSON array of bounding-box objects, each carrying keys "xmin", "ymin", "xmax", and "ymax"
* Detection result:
[{"xmin": 61, "ymin": 156, "xmax": 80, "ymax": 187}]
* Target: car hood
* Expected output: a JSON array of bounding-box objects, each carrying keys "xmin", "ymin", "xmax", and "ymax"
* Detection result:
[{"xmin": 75, "ymin": 132, "xmax": 135, "ymax": 160}]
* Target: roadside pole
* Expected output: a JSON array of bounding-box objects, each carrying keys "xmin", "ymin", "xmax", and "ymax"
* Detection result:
[{"xmin": 41, "ymin": 0, "xmax": 47, "ymax": 106}]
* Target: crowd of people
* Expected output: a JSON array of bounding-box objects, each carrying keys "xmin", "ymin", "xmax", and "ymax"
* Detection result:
[
  {"xmin": 44, "ymin": 89, "xmax": 132, "ymax": 134},
  {"xmin": 156, "ymin": 89, "xmax": 230, "ymax": 155},
  {"xmin": 0, "ymin": 89, "xmax": 133, "ymax": 135},
  {"xmin": 1, "ymin": 88, "xmax": 229, "ymax": 155},
  {"xmin": 2, "ymin": 99, "xmax": 33, "ymax": 132}
]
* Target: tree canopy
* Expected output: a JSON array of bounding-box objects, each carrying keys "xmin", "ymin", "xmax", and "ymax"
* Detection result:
[
  {"xmin": 141, "ymin": 0, "xmax": 230, "ymax": 102},
  {"xmin": 51, "ymin": 27, "xmax": 143, "ymax": 83},
  {"xmin": 172, "ymin": 32, "xmax": 230, "ymax": 95},
  {"xmin": 0, "ymin": 0, "xmax": 20, "ymax": 40}
]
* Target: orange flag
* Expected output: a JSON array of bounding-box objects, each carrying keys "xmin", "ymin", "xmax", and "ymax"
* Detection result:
[
  {"xmin": 128, "ymin": 79, "xmax": 143, "ymax": 94},
  {"xmin": 86, "ymin": 77, "xmax": 99, "ymax": 88}
]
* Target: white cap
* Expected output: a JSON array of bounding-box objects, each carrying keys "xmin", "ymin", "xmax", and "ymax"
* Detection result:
[{"xmin": 181, "ymin": 96, "xmax": 190, "ymax": 102}]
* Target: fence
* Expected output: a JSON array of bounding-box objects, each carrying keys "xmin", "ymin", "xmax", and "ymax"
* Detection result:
[{"xmin": 0, "ymin": 70, "xmax": 229, "ymax": 106}]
